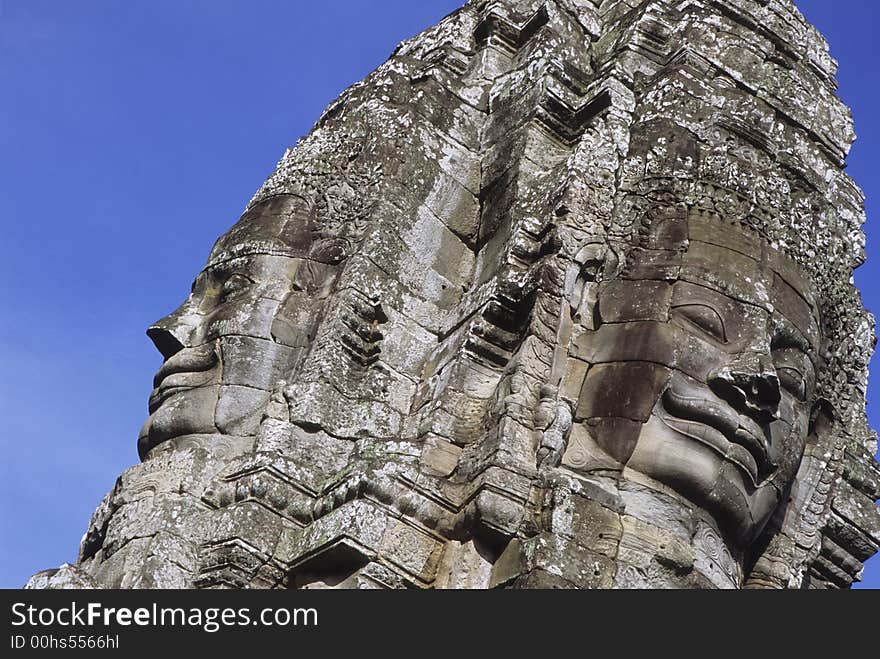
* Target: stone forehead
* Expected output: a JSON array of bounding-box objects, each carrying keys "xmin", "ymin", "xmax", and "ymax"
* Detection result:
[
  {"xmin": 204, "ymin": 242, "xmax": 309, "ymax": 271},
  {"xmin": 206, "ymin": 195, "xmax": 350, "ymax": 269},
  {"xmin": 208, "ymin": 194, "xmax": 316, "ymax": 262},
  {"xmin": 626, "ymin": 220, "xmax": 817, "ymax": 303}
]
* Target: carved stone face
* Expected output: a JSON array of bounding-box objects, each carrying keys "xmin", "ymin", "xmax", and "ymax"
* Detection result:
[
  {"xmin": 572, "ymin": 216, "xmax": 821, "ymax": 546},
  {"xmin": 138, "ymin": 194, "xmax": 345, "ymax": 459}
]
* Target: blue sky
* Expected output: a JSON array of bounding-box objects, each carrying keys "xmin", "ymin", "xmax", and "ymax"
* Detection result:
[{"xmin": 0, "ymin": 0, "xmax": 877, "ymax": 589}]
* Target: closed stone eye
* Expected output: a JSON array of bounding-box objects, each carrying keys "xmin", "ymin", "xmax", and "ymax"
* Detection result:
[
  {"xmin": 777, "ymin": 366, "xmax": 806, "ymax": 401},
  {"xmin": 672, "ymin": 303, "xmax": 726, "ymax": 342},
  {"xmin": 219, "ymin": 273, "xmax": 253, "ymax": 303}
]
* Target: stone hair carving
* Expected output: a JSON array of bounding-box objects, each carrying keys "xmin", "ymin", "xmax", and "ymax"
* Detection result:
[{"xmin": 28, "ymin": 0, "xmax": 879, "ymax": 590}]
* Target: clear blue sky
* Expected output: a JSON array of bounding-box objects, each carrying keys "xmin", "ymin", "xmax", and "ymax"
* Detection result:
[{"xmin": 0, "ymin": 0, "xmax": 877, "ymax": 589}]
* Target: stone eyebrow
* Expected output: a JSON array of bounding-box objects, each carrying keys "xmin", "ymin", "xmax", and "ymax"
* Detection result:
[{"xmin": 206, "ymin": 256, "xmax": 254, "ymax": 274}]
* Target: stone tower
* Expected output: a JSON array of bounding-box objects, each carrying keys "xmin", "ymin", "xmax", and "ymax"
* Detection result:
[{"xmin": 29, "ymin": 0, "xmax": 880, "ymax": 589}]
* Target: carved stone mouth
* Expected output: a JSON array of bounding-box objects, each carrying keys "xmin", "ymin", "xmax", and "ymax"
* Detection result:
[
  {"xmin": 148, "ymin": 379, "xmax": 211, "ymax": 413},
  {"xmin": 149, "ymin": 344, "xmax": 218, "ymax": 412},
  {"xmin": 659, "ymin": 385, "xmax": 776, "ymax": 486},
  {"xmin": 152, "ymin": 343, "xmax": 217, "ymax": 388}
]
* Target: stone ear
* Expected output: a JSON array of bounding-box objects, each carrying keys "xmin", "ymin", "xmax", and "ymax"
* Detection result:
[
  {"xmin": 808, "ymin": 398, "xmax": 836, "ymax": 446},
  {"xmin": 601, "ymin": 244, "xmax": 621, "ymax": 281},
  {"xmin": 568, "ymin": 242, "xmax": 619, "ymax": 330}
]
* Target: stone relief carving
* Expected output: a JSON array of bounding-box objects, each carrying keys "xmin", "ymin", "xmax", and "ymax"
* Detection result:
[{"xmin": 27, "ymin": 0, "xmax": 880, "ymax": 590}]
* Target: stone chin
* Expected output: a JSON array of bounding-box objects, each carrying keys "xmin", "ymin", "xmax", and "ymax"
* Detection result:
[
  {"xmin": 138, "ymin": 386, "xmax": 271, "ymax": 460},
  {"xmin": 628, "ymin": 417, "xmax": 782, "ymax": 546},
  {"xmin": 137, "ymin": 344, "xmax": 273, "ymax": 460},
  {"xmin": 138, "ymin": 385, "xmax": 219, "ymax": 459}
]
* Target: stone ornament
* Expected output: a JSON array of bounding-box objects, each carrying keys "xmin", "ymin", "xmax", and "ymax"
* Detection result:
[{"xmin": 27, "ymin": 0, "xmax": 880, "ymax": 590}]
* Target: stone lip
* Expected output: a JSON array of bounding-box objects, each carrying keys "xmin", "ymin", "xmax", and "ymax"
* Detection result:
[
  {"xmin": 660, "ymin": 384, "xmax": 772, "ymax": 485},
  {"xmin": 148, "ymin": 346, "xmax": 218, "ymax": 414}
]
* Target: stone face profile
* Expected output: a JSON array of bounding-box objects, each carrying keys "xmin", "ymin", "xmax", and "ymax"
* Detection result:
[
  {"xmin": 28, "ymin": 0, "xmax": 880, "ymax": 589},
  {"xmin": 137, "ymin": 194, "xmax": 349, "ymax": 461}
]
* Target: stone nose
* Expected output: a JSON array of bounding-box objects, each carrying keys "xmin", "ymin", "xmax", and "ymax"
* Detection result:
[
  {"xmin": 709, "ymin": 352, "xmax": 781, "ymax": 424},
  {"xmin": 147, "ymin": 305, "xmax": 199, "ymax": 360}
]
